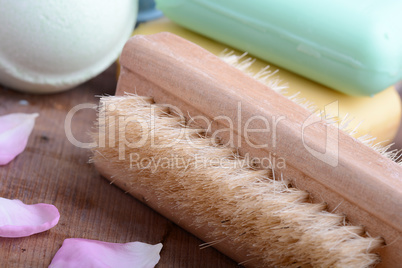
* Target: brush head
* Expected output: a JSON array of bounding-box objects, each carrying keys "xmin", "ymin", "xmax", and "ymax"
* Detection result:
[
  {"xmin": 94, "ymin": 32, "xmax": 402, "ymax": 266},
  {"xmin": 92, "ymin": 94, "xmax": 382, "ymax": 267}
]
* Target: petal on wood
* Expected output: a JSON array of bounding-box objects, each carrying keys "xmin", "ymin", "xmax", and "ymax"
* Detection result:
[
  {"xmin": 0, "ymin": 197, "xmax": 60, "ymax": 237},
  {"xmin": 0, "ymin": 113, "xmax": 39, "ymax": 165},
  {"xmin": 49, "ymin": 238, "xmax": 163, "ymax": 268}
]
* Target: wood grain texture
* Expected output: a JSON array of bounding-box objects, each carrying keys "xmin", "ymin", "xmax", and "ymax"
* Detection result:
[{"xmin": 0, "ymin": 65, "xmax": 238, "ymax": 268}]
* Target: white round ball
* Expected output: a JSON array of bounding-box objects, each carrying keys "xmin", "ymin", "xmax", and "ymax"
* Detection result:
[{"xmin": 0, "ymin": 0, "xmax": 137, "ymax": 93}]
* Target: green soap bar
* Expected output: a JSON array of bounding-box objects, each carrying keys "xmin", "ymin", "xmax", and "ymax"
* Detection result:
[{"xmin": 156, "ymin": 0, "xmax": 402, "ymax": 96}]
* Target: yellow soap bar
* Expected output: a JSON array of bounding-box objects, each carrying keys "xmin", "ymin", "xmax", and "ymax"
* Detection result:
[{"xmin": 128, "ymin": 18, "xmax": 401, "ymax": 144}]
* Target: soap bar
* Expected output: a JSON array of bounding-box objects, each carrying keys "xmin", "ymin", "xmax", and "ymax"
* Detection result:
[
  {"xmin": 156, "ymin": 0, "xmax": 402, "ymax": 96},
  {"xmin": 130, "ymin": 18, "xmax": 401, "ymax": 143}
]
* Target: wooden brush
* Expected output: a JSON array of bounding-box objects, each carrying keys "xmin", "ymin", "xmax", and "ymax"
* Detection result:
[{"xmin": 92, "ymin": 33, "xmax": 402, "ymax": 267}]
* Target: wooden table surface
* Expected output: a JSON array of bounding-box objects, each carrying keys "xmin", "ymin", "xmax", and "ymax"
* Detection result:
[
  {"xmin": 1, "ymin": 63, "xmax": 401, "ymax": 268},
  {"xmin": 0, "ymin": 64, "xmax": 238, "ymax": 268}
]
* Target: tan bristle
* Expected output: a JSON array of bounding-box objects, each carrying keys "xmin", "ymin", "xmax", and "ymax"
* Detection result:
[
  {"xmin": 220, "ymin": 51, "xmax": 402, "ymax": 166},
  {"xmin": 92, "ymin": 95, "xmax": 382, "ymax": 267}
]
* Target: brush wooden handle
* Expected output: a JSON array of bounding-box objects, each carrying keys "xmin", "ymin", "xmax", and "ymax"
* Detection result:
[{"xmin": 103, "ymin": 33, "xmax": 402, "ymax": 266}]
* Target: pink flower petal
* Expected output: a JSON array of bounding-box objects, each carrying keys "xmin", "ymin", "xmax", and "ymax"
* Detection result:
[
  {"xmin": 0, "ymin": 197, "xmax": 60, "ymax": 238},
  {"xmin": 49, "ymin": 239, "xmax": 163, "ymax": 268},
  {"xmin": 0, "ymin": 113, "xmax": 39, "ymax": 165}
]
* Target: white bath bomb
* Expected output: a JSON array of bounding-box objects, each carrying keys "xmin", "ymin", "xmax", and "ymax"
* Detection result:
[{"xmin": 0, "ymin": 0, "xmax": 137, "ymax": 93}]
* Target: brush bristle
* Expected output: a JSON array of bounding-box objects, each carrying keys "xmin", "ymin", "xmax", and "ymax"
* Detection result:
[
  {"xmin": 219, "ymin": 51, "xmax": 402, "ymax": 166},
  {"xmin": 92, "ymin": 95, "xmax": 382, "ymax": 267}
]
